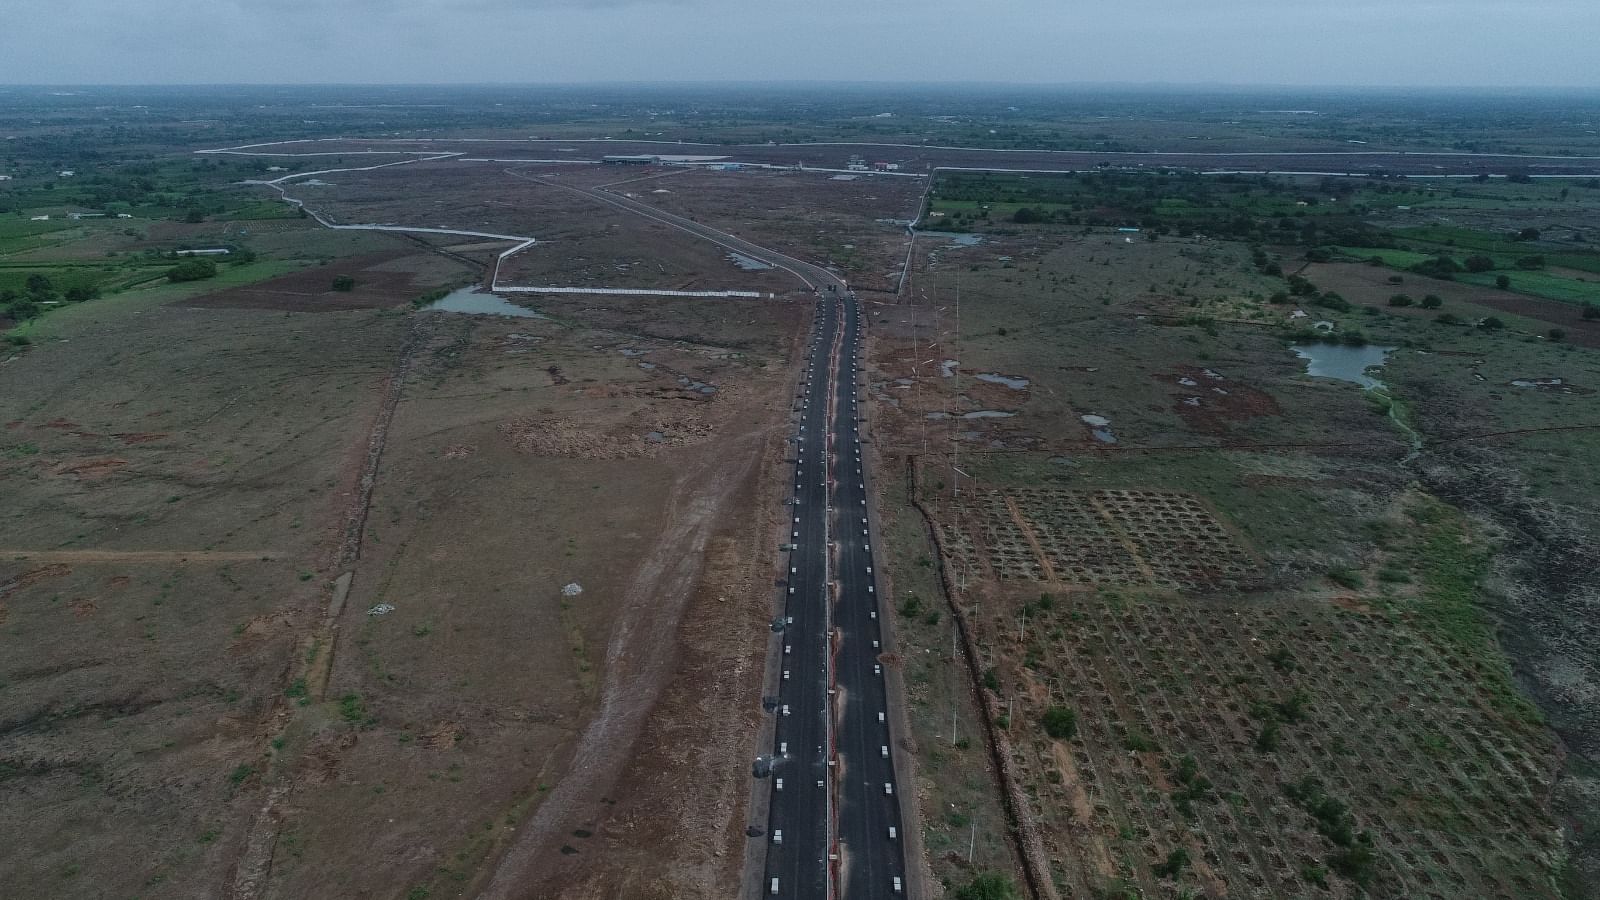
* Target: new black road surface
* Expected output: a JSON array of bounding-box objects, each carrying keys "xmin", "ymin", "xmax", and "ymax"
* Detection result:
[
  {"xmin": 522, "ymin": 172, "xmax": 910, "ymax": 899},
  {"xmin": 828, "ymin": 293, "xmax": 908, "ymax": 899}
]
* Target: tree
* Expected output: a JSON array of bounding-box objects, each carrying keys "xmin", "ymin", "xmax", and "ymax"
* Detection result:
[
  {"xmin": 331, "ymin": 275, "xmax": 356, "ymax": 292},
  {"xmin": 25, "ymin": 273, "xmax": 54, "ymax": 297},
  {"xmin": 1495, "ymin": 275, "xmax": 1511, "ymax": 290},
  {"xmin": 1011, "ymin": 207, "xmax": 1042, "ymax": 224},
  {"xmin": 167, "ymin": 259, "xmax": 218, "ymax": 283},
  {"xmin": 1464, "ymin": 255, "xmax": 1495, "ymax": 273},
  {"xmin": 953, "ymin": 873, "xmax": 1021, "ymax": 900},
  {"xmin": 184, "ymin": 207, "xmax": 206, "ymax": 224},
  {"xmin": 1040, "ymin": 706, "xmax": 1077, "ymax": 740}
]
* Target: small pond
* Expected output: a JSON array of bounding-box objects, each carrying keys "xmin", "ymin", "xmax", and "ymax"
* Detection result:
[
  {"xmin": 1292, "ymin": 343, "xmax": 1396, "ymax": 390},
  {"xmin": 422, "ymin": 288, "xmax": 544, "ymax": 319}
]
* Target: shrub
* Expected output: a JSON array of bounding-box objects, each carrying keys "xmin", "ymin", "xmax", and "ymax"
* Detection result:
[
  {"xmin": 1464, "ymin": 255, "xmax": 1495, "ymax": 273},
  {"xmin": 1040, "ymin": 706, "xmax": 1077, "ymax": 740},
  {"xmin": 952, "ymin": 873, "xmax": 1021, "ymax": 900},
  {"xmin": 1256, "ymin": 721, "xmax": 1281, "ymax": 752},
  {"xmin": 1387, "ymin": 294, "xmax": 1413, "ymax": 307},
  {"xmin": 1583, "ymin": 304, "xmax": 1599, "ymax": 320},
  {"xmin": 1329, "ymin": 836, "xmax": 1379, "ymax": 885},
  {"xmin": 1152, "ymin": 847, "xmax": 1190, "ymax": 879},
  {"xmin": 1548, "ymin": 329, "xmax": 1565, "ymax": 342},
  {"xmin": 1516, "ymin": 254, "xmax": 1546, "ymax": 270},
  {"xmin": 1409, "ymin": 256, "xmax": 1460, "ymax": 279},
  {"xmin": 1436, "ymin": 313, "xmax": 1463, "ymax": 325},
  {"xmin": 1479, "ymin": 316, "xmax": 1506, "ymax": 330},
  {"xmin": 1328, "ymin": 568, "xmax": 1364, "ymax": 589},
  {"xmin": 1421, "ymin": 294, "xmax": 1443, "ymax": 309},
  {"xmin": 1495, "ymin": 275, "xmax": 1511, "ymax": 289},
  {"xmin": 331, "ymin": 275, "xmax": 356, "ymax": 292}
]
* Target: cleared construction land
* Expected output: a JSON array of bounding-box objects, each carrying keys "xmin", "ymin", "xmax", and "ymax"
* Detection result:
[{"xmin": 5, "ymin": 125, "xmax": 1599, "ymax": 900}]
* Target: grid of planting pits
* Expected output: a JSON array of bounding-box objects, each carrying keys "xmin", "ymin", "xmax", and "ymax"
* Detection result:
[
  {"xmin": 946, "ymin": 488, "xmax": 1258, "ymax": 591},
  {"xmin": 971, "ymin": 592, "xmax": 1561, "ymax": 900}
]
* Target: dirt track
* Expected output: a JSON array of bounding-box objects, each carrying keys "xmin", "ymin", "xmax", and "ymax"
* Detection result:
[{"xmin": 477, "ymin": 428, "xmax": 773, "ymax": 899}]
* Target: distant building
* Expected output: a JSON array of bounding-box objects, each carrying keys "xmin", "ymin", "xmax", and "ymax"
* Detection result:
[
  {"xmin": 602, "ymin": 155, "xmax": 658, "ymax": 165},
  {"xmin": 30, "ymin": 215, "xmax": 50, "ymax": 221},
  {"xmin": 174, "ymin": 248, "xmax": 232, "ymax": 257},
  {"xmin": 58, "ymin": 170, "xmax": 75, "ymax": 177},
  {"xmin": 68, "ymin": 212, "xmax": 106, "ymax": 220},
  {"xmin": 0, "ymin": 174, "xmax": 12, "ymax": 181}
]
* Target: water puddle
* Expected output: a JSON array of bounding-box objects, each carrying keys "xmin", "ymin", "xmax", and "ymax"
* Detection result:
[
  {"xmin": 423, "ymin": 287, "xmax": 544, "ymax": 318},
  {"xmin": 1081, "ymin": 414, "xmax": 1118, "ymax": 444},
  {"xmin": 919, "ymin": 231, "xmax": 985, "ymax": 247},
  {"xmin": 1292, "ymin": 343, "xmax": 1397, "ymax": 390},
  {"xmin": 676, "ymin": 375, "xmax": 717, "ymax": 395},
  {"xmin": 975, "ymin": 373, "xmax": 1030, "ymax": 390},
  {"xmin": 926, "ymin": 410, "xmax": 1015, "ymax": 420}
]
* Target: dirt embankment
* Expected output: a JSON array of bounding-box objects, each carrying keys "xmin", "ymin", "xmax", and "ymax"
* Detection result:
[{"xmin": 1417, "ymin": 442, "xmax": 1600, "ymax": 896}]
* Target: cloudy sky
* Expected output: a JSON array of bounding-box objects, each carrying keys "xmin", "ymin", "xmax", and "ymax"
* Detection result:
[{"xmin": 3, "ymin": 0, "xmax": 1598, "ymax": 87}]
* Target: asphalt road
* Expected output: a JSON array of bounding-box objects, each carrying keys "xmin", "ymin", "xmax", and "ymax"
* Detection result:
[
  {"xmin": 828, "ymin": 291, "xmax": 908, "ymax": 899},
  {"xmin": 534, "ymin": 175, "xmax": 910, "ymax": 899}
]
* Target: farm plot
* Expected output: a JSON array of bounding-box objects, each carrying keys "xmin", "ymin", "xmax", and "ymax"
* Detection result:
[
  {"xmin": 943, "ymin": 488, "xmax": 1259, "ymax": 592},
  {"xmin": 964, "ymin": 585, "xmax": 1562, "ymax": 900},
  {"xmin": 914, "ymin": 459, "xmax": 1563, "ymax": 900}
]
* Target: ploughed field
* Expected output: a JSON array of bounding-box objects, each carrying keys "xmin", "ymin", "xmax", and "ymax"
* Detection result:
[{"xmin": 869, "ymin": 225, "xmax": 1594, "ymax": 898}]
